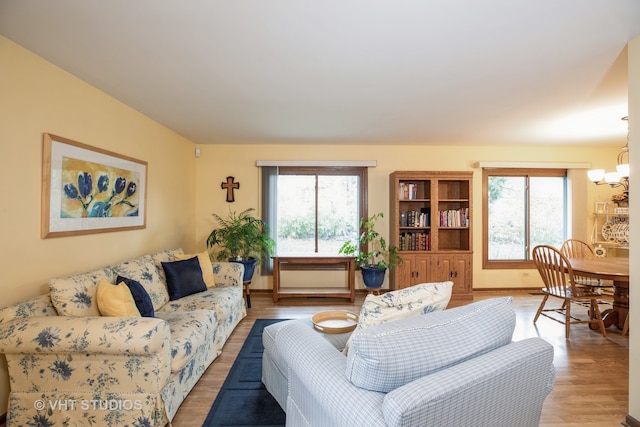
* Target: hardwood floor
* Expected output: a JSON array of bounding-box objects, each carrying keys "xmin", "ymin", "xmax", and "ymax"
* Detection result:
[{"xmin": 171, "ymin": 290, "xmax": 629, "ymax": 427}]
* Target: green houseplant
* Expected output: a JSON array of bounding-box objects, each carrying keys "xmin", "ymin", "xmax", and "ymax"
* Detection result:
[
  {"xmin": 338, "ymin": 212, "xmax": 402, "ymax": 289},
  {"xmin": 206, "ymin": 208, "xmax": 275, "ymax": 282}
]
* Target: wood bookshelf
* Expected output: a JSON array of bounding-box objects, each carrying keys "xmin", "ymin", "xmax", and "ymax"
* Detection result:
[{"xmin": 389, "ymin": 171, "xmax": 473, "ymax": 300}]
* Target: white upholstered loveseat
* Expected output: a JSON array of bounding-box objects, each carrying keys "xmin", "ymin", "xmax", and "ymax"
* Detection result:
[
  {"xmin": 0, "ymin": 248, "xmax": 246, "ymax": 427},
  {"xmin": 263, "ymin": 292, "xmax": 555, "ymax": 427}
]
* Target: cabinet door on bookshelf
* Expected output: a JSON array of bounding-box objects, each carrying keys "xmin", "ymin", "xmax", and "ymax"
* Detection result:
[
  {"xmin": 393, "ymin": 255, "xmax": 429, "ymax": 289},
  {"xmin": 433, "ymin": 254, "xmax": 471, "ymax": 296}
]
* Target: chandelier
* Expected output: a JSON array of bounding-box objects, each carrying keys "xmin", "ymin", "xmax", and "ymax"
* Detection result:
[{"xmin": 587, "ymin": 116, "xmax": 629, "ymax": 193}]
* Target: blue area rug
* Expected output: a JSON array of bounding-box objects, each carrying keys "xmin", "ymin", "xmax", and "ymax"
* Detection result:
[{"xmin": 202, "ymin": 319, "xmax": 286, "ymax": 427}]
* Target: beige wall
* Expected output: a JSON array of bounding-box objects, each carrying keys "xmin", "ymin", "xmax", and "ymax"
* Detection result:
[
  {"xmin": 195, "ymin": 143, "xmax": 621, "ymax": 291},
  {"xmin": 0, "ymin": 36, "xmax": 198, "ymax": 414}
]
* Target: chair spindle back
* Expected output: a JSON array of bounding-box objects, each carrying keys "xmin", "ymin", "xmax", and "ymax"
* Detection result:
[
  {"xmin": 533, "ymin": 245, "xmax": 578, "ymax": 296},
  {"xmin": 560, "ymin": 239, "xmax": 595, "ymax": 259}
]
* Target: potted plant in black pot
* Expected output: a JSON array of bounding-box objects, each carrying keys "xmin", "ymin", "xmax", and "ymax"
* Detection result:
[
  {"xmin": 206, "ymin": 208, "xmax": 275, "ymax": 282},
  {"xmin": 338, "ymin": 212, "xmax": 402, "ymax": 289}
]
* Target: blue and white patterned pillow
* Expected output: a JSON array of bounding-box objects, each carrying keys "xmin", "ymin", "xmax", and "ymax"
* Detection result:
[
  {"xmin": 49, "ymin": 267, "xmax": 115, "ymax": 316},
  {"xmin": 151, "ymin": 248, "xmax": 184, "ymax": 285},
  {"xmin": 343, "ymin": 281, "xmax": 453, "ymax": 355}
]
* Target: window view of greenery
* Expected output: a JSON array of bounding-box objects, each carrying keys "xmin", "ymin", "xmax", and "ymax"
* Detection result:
[
  {"xmin": 277, "ymin": 174, "xmax": 360, "ymax": 255},
  {"xmin": 488, "ymin": 175, "xmax": 566, "ymax": 261}
]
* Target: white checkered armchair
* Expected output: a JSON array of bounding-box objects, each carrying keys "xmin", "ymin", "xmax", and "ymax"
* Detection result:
[{"xmin": 264, "ymin": 297, "xmax": 555, "ymax": 427}]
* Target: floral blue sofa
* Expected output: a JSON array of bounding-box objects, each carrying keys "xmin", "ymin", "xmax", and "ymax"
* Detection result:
[{"xmin": 0, "ymin": 248, "xmax": 246, "ymax": 427}]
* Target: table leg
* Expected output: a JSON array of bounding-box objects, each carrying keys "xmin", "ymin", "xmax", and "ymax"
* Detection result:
[
  {"xmin": 612, "ymin": 280, "xmax": 629, "ymax": 330},
  {"xmin": 599, "ymin": 309, "xmax": 618, "ymax": 329},
  {"xmin": 243, "ymin": 280, "xmax": 252, "ymax": 308},
  {"xmin": 593, "ymin": 280, "xmax": 629, "ymax": 330},
  {"xmin": 273, "ymin": 259, "xmax": 280, "ymax": 303}
]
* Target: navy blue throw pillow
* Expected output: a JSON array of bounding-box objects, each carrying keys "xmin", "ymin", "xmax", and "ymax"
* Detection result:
[
  {"xmin": 116, "ymin": 275, "xmax": 155, "ymax": 317},
  {"xmin": 162, "ymin": 256, "xmax": 207, "ymax": 301}
]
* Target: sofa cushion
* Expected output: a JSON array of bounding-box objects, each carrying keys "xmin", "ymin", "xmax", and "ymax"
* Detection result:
[
  {"xmin": 345, "ymin": 297, "xmax": 515, "ymax": 392},
  {"xmin": 157, "ymin": 285, "xmax": 235, "ymax": 315},
  {"xmin": 49, "ymin": 267, "xmax": 115, "ymax": 316},
  {"xmin": 162, "ymin": 257, "xmax": 208, "ymax": 300},
  {"xmin": 151, "ymin": 247, "xmax": 184, "ymax": 285},
  {"xmin": 112, "ymin": 255, "xmax": 169, "ymax": 311},
  {"xmin": 175, "ymin": 251, "xmax": 215, "ymax": 288},
  {"xmin": 96, "ymin": 278, "xmax": 141, "ymax": 317},
  {"xmin": 154, "ymin": 309, "xmax": 217, "ymax": 372},
  {"xmin": 117, "ymin": 275, "xmax": 154, "ymax": 317},
  {"xmin": 343, "ymin": 281, "xmax": 453, "ymax": 355}
]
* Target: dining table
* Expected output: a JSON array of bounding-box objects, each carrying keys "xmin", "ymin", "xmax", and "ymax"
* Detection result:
[{"xmin": 567, "ymin": 256, "xmax": 629, "ymax": 330}]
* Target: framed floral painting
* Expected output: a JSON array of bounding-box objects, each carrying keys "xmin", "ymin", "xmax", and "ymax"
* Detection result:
[{"xmin": 42, "ymin": 133, "xmax": 147, "ymax": 238}]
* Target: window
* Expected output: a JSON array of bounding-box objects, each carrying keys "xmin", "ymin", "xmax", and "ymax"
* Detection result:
[
  {"xmin": 483, "ymin": 168, "xmax": 567, "ymax": 269},
  {"xmin": 261, "ymin": 166, "xmax": 367, "ymax": 271}
]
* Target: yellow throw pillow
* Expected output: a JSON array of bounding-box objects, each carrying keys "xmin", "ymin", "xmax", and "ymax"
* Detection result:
[
  {"xmin": 96, "ymin": 278, "xmax": 141, "ymax": 317},
  {"xmin": 175, "ymin": 251, "xmax": 215, "ymax": 288}
]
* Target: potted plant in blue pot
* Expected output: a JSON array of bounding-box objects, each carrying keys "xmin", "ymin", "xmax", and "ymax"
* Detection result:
[
  {"xmin": 207, "ymin": 208, "xmax": 275, "ymax": 282},
  {"xmin": 338, "ymin": 212, "xmax": 402, "ymax": 290}
]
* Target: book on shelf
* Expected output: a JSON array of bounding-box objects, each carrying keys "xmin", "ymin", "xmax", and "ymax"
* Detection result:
[
  {"xmin": 399, "ymin": 208, "xmax": 430, "ymax": 227},
  {"xmin": 399, "ymin": 182, "xmax": 419, "ymax": 200},
  {"xmin": 438, "ymin": 208, "xmax": 470, "ymax": 227},
  {"xmin": 399, "ymin": 231, "xmax": 431, "ymax": 251}
]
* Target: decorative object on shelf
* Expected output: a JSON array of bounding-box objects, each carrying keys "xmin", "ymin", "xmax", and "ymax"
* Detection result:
[
  {"xmin": 591, "ymin": 201, "xmax": 630, "ymax": 249},
  {"xmin": 593, "ymin": 245, "xmax": 607, "ymax": 257},
  {"xmin": 338, "ymin": 212, "xmax": 402, "ymax": 289},
  {"xmin": 207, "ymin": 208, "xmax": 275, "ymax": 282},
  {"xmin": 221, "ymin": 176, "xmax": 240, "ymax": 202},
  {"xmin": 594, "ymin": 201, "xmax": 608, "ymax": 214},
  {"xmin": 587, "ymin": 116, "xmax": 629, "ymax": 198},
  {"xmin": 600, "ymin": 220, "xmax": 629, "ymax": 245},
  {"xmin": 41, "ymin": 133, "xmax": 147, "ymax": 238},
  {"xmin": 611, "ymin": 192, "xmax": 628, "ymax": 207}
]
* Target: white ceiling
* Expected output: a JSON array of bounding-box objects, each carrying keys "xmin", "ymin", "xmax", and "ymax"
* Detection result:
[{"xmin": 1, "ymin": 1, "xmax": 640, "ymax": 146}]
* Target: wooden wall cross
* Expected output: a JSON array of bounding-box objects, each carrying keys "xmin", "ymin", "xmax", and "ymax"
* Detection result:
[{"xmin": 221, "ymin": 176, "xmax": 240, "ymax": 202}]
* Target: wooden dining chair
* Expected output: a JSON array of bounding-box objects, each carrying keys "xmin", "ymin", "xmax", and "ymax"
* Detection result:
[
  {"xmin": 560, "ymin": 238, "xmax": 595, "ymax": 259},
  {"xmin": 560, "ymin": 238, "xmax": 613, "ymax": 291},
  {"xmin": 533, "ymin": 245, "xmax": 607, "ymax": 339}
]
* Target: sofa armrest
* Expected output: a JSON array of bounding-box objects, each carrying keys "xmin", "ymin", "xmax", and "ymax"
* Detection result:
[
  {"xmin": 277, "ymin": 321, "xmax": 387, "ymax": 427},
  {"xmin": 0, "ymin": 316, "xmax": 174, "ymax": 426},
  {"xmin": 212, "ymin": 261, "xmax": 244, "ymax": 287},
  {"xmin": 0, "ymin": 315, "xmax": 170, "ymax": 356},
  {"xmin": 0, "ymin": 315, "xmax": 172, "ymax": 396},
  {"xmin": 382, "ymin": 338, "xmax": 555, "ymax": 427},
  {"xmin": 0, "ymin": 294, "xmax": 58, "ymax": 325}
]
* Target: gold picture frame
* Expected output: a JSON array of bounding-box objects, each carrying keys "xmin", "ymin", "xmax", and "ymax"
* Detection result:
[{"xmin": 42, "ymin": 133, "xmax": 147, "ymax": 238}]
